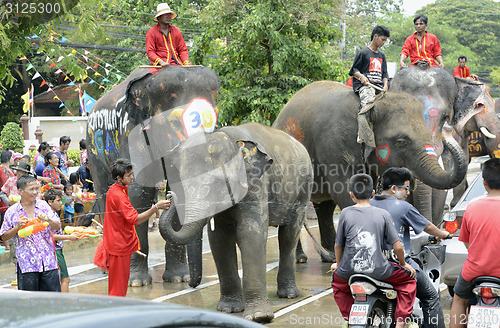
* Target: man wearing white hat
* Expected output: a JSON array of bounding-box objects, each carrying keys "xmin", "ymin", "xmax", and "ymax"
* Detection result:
[{"xmin": 146, "ymin": 3, "xmax": 190, "ymax": 67}]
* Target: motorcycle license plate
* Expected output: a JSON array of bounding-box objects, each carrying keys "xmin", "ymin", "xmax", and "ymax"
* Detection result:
[
  {"xmin": 468, "ymin": 306, "xmax": 500, "ymax": 328},
  {"xmin": 349, "ymin": 304, "xmax": 369, "ymax": 325}
]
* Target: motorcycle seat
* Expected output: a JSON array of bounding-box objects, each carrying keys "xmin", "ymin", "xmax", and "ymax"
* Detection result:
[{"xmin": 349, "ymin": 274, "xmax": 394, "ymax": 289}]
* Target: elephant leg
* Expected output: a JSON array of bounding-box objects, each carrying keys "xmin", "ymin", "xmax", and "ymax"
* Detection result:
[
  {"xmin": 316, "ymin": 200, "xmax": 337, "ymax": 262},
  {"xmin": 162, "ymin": 241, "xmax": 190, "ymax": 283},
  {"xmin": 208, "ymin": 212, "xmax": 244, "ymax": 314},
  {"xmin": 432, "ymin": 188, "xmax": 448, "ymax": 226},
  {"xmin": 409, "ymin": 179, "xmax": 432, "ymax": 221},
  {"xmin": 295, "ymin": 239, "xmax": 308, "ymax": 263},
  {"xmin": 277, "ymin": 220, "xmax": 303, "ymax": 299},
  {"xmin": 129, "ymin": 220, "xmax": 152, "ymax": 287},
  {"xmin": 235, "ymin": 204, "xmax": 273, "ymax": 322}
]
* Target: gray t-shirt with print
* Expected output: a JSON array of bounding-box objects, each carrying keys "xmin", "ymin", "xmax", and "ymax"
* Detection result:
[{"xmin": 335, "ymin": 205, "xmax": 400, "ymax": 281}]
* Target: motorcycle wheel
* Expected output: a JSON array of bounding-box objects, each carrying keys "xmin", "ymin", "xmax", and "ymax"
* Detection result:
[{"xmin": 366, "ymin": 301, "xmax": 395, "ymax": 328}]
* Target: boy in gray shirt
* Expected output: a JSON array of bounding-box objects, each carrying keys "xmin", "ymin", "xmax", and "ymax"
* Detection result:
[{"xmin": 331, "ymin": 173, "xmax": 416, "ymax": 328}]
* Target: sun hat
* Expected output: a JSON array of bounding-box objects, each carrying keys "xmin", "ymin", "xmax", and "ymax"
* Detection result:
[
  {"xmin": 11, "ymin": 161, "xmax": 31, "ymax": 174},
  {"xmin": 154, "ymin": 3, "xmax": 177, "ymax": 21}
]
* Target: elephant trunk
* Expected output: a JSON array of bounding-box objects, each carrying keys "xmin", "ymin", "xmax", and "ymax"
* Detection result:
[
  {"xmin": 159, "ymin": 201, "xmax": 209, "ymax": 245},
  {"xmin": 187, "ymin": 229, "xmax": 203, "ymax": 288},
  {"xmin": 412, "ymin": 131, "xmax": 468, "ymax": 190}
]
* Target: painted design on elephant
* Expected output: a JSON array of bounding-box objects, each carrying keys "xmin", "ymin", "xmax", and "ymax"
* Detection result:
[
  {"xmin": 424, "ymin": 145, "xmax": 437, "ymax": 157},
  {"xmin": 181, "ymin": 98, "xmax": 218, "ymax": 138},
  {"xmin": 282, "ymin": 117, "xmax": 305, "ymax": 143},
  {"xmin": 422, "ymin": 94, "xmax": 442, "ymax": 153},
  {"xmin": 237, "ymin": 141, "xmax": 257, "ymax": 160},
  {"xmin": 494, "ymin": 149, "xmax": 500, "ymax": 158},
  {"xmin": 89, "ymin": 129, "xmax": 120, "ymax": 156},
  {"xmin": 468, "ymin": 131, "xmax": 486, "ymax": 157},
  {"xmin": 87, "ymin": 108, "xmax": 130, "ymax": 134},
  {"xmin": 375, "ymin": 145, "xmax": 390, "ymax": 165},
  {"xmin": 131, "ymin": 89, "xmax": 144, "ymax": 107}
]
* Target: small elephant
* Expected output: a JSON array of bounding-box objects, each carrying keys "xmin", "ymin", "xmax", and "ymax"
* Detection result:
[
  {"xmin": 273, "ymin": 81, "xmax": 468, "ymax": 262},
  {"xmin": 160, "ymin": 123, "xmax": 313, "ymax": 323}
]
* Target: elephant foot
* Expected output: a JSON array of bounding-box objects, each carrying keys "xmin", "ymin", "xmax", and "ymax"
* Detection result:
[
  {"xmin": 217, "ymin": 296, "xmax": 244, "ymax": 314},
  {"xmin": 277, "ymin": 284, "xmax": 300, "ymax": 299},
  {"xmin": 295, "ymin": 252, "xmax": 308, "ymax": 263},
  {"xmin": 129, "ymin": 271, "xmax": 152, "ymax": 287},
  {"xmin": 162, "ymin": 269, "xmax": 190, "ymax": 283},
  {"xmin": 243, "ymin": 302, "xmax": 274, "ymax": 323}
]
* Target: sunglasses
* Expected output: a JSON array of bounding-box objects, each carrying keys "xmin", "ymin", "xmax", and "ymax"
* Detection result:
[{"xmin": 395, "ymin": 185, "xmax": 410, "ymax": 192}]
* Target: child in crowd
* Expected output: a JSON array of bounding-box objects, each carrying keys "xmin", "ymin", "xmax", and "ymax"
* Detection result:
[
  {"xmin": 44, "ymin": 188, "xmax": 78, "ymax": 293},
  {"xmin": 63, "ymin": 184, "xmax": 75, "ymax": 226},
  {"xmin": 69, "ymin": 172, "xmax": 85, "ymax": 226},
  {"xmin": 331, "ymin": 173, "xmax": 416, "ymax": 328}
]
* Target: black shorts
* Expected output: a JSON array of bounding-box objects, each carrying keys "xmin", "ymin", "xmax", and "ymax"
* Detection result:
[
  {"xmin": 453, "ymin": 270, "xmax": 476, "ymax": 299},
  {"xmin": 17, "ymin": 264, "xmax": 61, "ymax": 292}
]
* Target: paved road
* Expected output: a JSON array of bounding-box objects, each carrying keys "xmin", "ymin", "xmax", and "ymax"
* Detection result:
[{"xmin": 0, "ymin": 219, "xmax": 455, "ymax": 327}]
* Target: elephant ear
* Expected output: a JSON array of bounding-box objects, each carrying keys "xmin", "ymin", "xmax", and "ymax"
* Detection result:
[
  {"xmin": 452, "ymin": 77, "xmax": 486, "ymax": 135},
  {"xmin": 236, "ymin": 140, "xmax": 274, "ymax": 181}
]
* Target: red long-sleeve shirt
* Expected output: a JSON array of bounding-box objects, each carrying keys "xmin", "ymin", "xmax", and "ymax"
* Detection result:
[
  {"xmin": 453, "ymin": 65, "xmax": 471, "ymax": 79},
  {"xmin": 103, "ymin": 183, "xmax": 140, "ymax": 256},
  {"xmin": 401, "ymin": 31, "xmax": 442, "ymax": 67},
  {"xmin": 146, "ymin": 24, "xmax": 189, "ymax": 66}
]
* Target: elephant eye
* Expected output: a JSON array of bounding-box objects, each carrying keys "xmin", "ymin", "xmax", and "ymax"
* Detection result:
[{"xmin": 395, "ymin": 138, "xmax": 408, "ymax": 148}]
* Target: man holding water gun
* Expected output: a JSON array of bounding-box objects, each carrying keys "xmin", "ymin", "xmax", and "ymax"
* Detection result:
[{"xmin": 0, "ymin": 175, "xmax": 61, "ymax": 291}]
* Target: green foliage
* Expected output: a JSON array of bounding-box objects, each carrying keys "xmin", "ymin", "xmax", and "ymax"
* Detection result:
[
  {"xmin": 193, "ymin": 0, "xmax": 349, "ymax": 126},
  {"xmin": 67, "ymin": 148, "xmax": 80, "ymax": 167},
  {"xmin": 0, "ymin": 122, "xmax": 25, "ymax": 150}
]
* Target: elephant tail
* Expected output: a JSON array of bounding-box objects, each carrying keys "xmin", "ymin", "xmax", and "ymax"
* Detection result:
[{"xmin": 304, "ymin": 222, "xmax": 336, "ymax": 262}]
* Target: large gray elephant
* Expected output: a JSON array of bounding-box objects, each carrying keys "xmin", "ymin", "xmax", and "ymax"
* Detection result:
[
  {"xmin": 390, "ymin": 67, "xmax": 487, "ymax": 224},
  {"xmin": 273, "ymin": 81, "xmax": 468, "ymax": 262},
  {"xmin": 87, "ymin": 66, "xmax": 219, "ymax": 286},
  {"xmin": 159, "ymin": 123, "xmax": 313, "ymax": 323}
]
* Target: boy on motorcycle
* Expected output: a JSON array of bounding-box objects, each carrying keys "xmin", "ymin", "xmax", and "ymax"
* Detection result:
[
  {"xmin": 450, "ymin": 158, "xmax": 500, "ymax": 328},
  {"xmin": 331, "ymin": 173, "xmax": 416, "ymax": 328},
  {"xmin": 371, "ymin": 167, "xmax": 450, "ymax": 328}
]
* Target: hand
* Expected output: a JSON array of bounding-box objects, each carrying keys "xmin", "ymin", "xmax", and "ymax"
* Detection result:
[
  {"xmin": 68, "ymin": 234, "xmax": 78, "ymax": 241},
  {"xmin": 156, "ymin": 199, "xmax": 171, "ymax": 210},
  {"xmin": 160, "ymin": 61, "xmax": 170, "ymax": 68},
  {"xmin": 400, "ymin": 62, "xmax": 407, "ymax": 68},
  {"xmin": 16, "ymin": 216, "xmax": 29, "ymax": 229},
  {"xmin": 402, "ymin": 263, "xmax": 416, "ymax": 278},
  {"xmin": 471, "ymin": 74, "xmax": 479, "ymax": 81},
  {"xmin": 330, "ymin": 263, "xmax": 338, "ymax": 271},
  {"xmin": 360, "ymin": 75, "xmax": 369, "ymax": 85},
  {"xmin": 439, "ymin": 62, "xmax": 445, "ymax": 69}
]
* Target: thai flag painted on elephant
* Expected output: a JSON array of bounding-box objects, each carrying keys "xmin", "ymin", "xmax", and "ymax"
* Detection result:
[{"xmin": 425, "ymin": 145, "xmax": 437, "ymax": 157}]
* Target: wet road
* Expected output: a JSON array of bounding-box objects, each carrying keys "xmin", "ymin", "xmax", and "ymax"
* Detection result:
[{"xmin": 0, "ymin": 219, "xmax": 454, "ymax": 327}]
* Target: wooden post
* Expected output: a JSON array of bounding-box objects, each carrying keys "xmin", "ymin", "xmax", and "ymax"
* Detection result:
[{"xmin": 20, "ymin": 114, "xmax": 29, "ymax": 140}]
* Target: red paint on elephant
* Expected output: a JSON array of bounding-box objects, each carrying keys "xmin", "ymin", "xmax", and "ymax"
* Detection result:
[
  {"xmin": 376, "ymin": 145, "xmax": 391, "ymax": 165},
  {"xmin": 282, "ymin": 117, "xmax": 305, "ymax": 143}
]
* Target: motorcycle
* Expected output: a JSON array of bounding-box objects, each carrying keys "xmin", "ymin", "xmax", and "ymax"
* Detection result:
[
  {"xmin": 466, "ymin": 276, "xmax": 500, "ymax": 328},
  {"xmin": 347, "ymin": 232, "xmax": 446, "ymax": 327}
]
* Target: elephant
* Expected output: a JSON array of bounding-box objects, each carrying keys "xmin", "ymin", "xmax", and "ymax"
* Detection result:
[
  {"xmin": 390, "ymin": 67, "xmax": 487, "ymax": 224},
  {"xmin": 273, "ymin": 81, "xmax": 468, "ymax": 262},
  {"xmin": 450, "ymin": 87, "xmax": 500, "ymax": 207},
  {"xmin": 159, "ymin": 122, "xmax": 313, "ymax": 323},
  {"xmin": 87, "ymin": 65, "xmax": 219, "ymax": 287}
]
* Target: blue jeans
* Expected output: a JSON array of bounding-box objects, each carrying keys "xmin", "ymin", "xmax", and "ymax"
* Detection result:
[{"xmin": 415, "ymin": 267, "xmax": 445, "ymax": 328}]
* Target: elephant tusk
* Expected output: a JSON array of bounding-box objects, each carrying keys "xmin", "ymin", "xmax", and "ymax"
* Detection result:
[{"xmin": 480, "ymin": 127, "xmax": 496, "ymax": 139}]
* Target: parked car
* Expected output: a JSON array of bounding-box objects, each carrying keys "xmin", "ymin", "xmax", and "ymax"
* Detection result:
[
  {"xmin": 0, "ymin": 290, "xmax": 265, "ymax": 328},
  {"xmin": 441, "ymin": 172, "xmax": 487, "ymax": 295}
]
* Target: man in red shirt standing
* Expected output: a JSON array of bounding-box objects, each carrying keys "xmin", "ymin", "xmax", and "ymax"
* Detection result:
[
  {"xmin": 453, "ymin": 55, "xmax": 479, "ymax": 81},
  {"xmin": 146, "ymin": 3, "xmax": 190, "ymax": 67},
  {"xmin": 450, "ymin": 158, "xmax": 500, "ymax": 327},
  {"xmin": 400, "ymin": 15, "xmax": 444, "ymax": 69},
  {"xmin": 104, "ymin": 158, "xmax": 171, "ymax": 296}
]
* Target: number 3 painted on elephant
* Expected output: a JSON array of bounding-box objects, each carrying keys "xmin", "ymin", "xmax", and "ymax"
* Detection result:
[{"xmin": 181, "ymin": 98, "xmax": 218, "ymax": 138}]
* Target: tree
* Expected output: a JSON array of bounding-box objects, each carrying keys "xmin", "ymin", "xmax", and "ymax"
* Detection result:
[
  {"xmin": 192, "ymin": 0, "xmax": 348, "ymax": 126},
  {"xmin": 0, "ymin": 0, "xmax": 114, "ymax": 103},
  {"xmin": 0, "ymin": 122, "xmax": 24, "ymax": 150}
]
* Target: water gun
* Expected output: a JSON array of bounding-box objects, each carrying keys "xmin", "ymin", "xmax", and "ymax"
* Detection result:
[
  {"xmin": 18, "ymin": 218, "xmax": 49, "ymax": 238},
  {"xmin": 8, "ymin": 194, "xmax": 20, "ymax": 203},
  {"xmin": 64, "ymin": 226, "xmax": 100, "ymax": 239},
  {"xmin": 75, "ymin": 191, "xmax": 97, "ymax": 202},
  {"xmin": 41, "ymin": 183, "xmax": 53, "ymax": 193}
]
